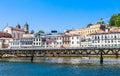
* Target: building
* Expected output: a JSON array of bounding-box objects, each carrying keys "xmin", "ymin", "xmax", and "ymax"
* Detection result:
[
  {"xmin": 9, "ymin": 34, "xmax": 34, "ymax": 48},
  {"xmin": 3, "ymin": 23, "xmax": 29, "ymax": 40},
  {"xmin": 33, "ymin": 34, "xmax": 46, "ymax": 48},
  {"xmin": 20, "ymin": 34, "xmax": 34, "ymax": 48},
  {"xmin": 56, "ymin": 34, "xmax": 63, "ymax": 47},
  {"xmin": 68, "ymin": 24, "xmax": 106, "ymax": 35},
  {"xmin": 69, "ymin": 34, "xmax": 81, "ymax": 47},
  {"xmin": 68, "ymin": 24, "xmax": 106, "ymax": 47},
  {"xmin": 9, "ymin": 40, "xmax": 20, "ymax": 48},
  {"xmin": 80, "ymin": 35, "xmax": 92, "ymax": 47},
  {"xmin": 0, "ymin": 31, "xmax": 13, "ymax": 48},
  {"xmin": 91, "ymin": 28, "xmax": 120, "ymax": 47}
]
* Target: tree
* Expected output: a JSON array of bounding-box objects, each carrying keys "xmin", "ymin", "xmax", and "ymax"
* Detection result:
[
  {"xmin": 30, "ymin": 30, "xmax": 34, "ymax": 34},
  {"xmin": 87, "ymin": 23, "xmax": 92, "ymax": 28},
  {"xmin": 97, "ymin": 18, "xmax": 105, "ymax": 24},
  {"xmin": 37, "ymin": 30, "xmax": 45, "ymax": 34},
  {"xmin": 109, "ymin": 13, "xmax": 120, "ymax": 27}
]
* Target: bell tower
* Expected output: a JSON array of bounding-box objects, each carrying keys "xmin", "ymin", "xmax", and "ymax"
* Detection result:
[{"xmin": 24, "ymin": 23, "xmax": 29, "ymax": 34}]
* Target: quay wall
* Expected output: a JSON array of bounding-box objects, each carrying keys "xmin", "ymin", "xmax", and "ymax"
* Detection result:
[{"xmin": 1, "ymin": 56, "xmax": 120, "ymax": 64}]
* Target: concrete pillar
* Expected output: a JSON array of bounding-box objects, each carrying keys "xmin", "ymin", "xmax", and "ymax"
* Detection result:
[{"xmin": 100, "ymin": 49, "xmax": 103, "ymax": 64}]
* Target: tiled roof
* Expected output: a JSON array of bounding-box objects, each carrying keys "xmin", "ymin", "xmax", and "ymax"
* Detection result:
[
  {"xmin": 11, "ymin": 27, "xmax": 25, "ymax": 32},
  {"xmin": 0, "ymin": 31, "xmax": 12, "ymax": 38},
  {"xmin": 0, "ymin": 37, "xmax": 13, "ymax": 40},
  {"xmin": 110, "ymin": 27, "xmax": 120, "ymax": 32},
  {"xmin": 23, "ymin": 34, "xmax": 34, "ymax": 38},
  {"xmin": 91, "ymin": 28, "xmax": 120, "ymax": 35},
  {"xmin": 46, "ymin": 39, "xmax": 56, "ymax": 42}
]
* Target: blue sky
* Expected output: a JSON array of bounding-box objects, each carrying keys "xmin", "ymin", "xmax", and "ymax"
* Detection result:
[{"xmin": 0, "ymin": 0, "xmax": 120, "ymax": 33}]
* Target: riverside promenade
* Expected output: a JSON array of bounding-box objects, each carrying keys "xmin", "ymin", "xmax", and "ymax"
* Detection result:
[{"xmin": 0, "ymin": 47, "xmax": 120, "ymax": 64}]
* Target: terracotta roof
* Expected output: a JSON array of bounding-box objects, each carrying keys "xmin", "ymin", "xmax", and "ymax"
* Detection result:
[
  {"xmin": 23, "ymin": 34, "xmax": 34, "ymax": 38},
  {"xmin": 11, "ymin": 27, "xmax": 25, "ymax": 32},
  {"xmin": 91, "ymin": 28, "xmax": 120, "ymax": 35},
  {"xmin": 0, "ymin": 31, "xmax": 12, "ymax": 38},
  {"xmin": 46, "ymin": 39, "xmax": 56, "ymax": 42},
  {"xmin": 0, "ymin": 37, "xmax": 13, "ymax": 40},
  {"xmin": 110, "ymin": 27, "xmax": 120, "ymax": 32}
]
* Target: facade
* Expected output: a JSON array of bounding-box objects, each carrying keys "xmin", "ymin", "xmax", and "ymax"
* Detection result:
[
  {"xmin": 91, "ymin": 28, "xmax": 120, "ymax": 47},
  {"xmin": 68, "ymin": 24, "xmax": 106, "ymax": 47},
  {"xmin": 33, "ymin": 33, "xmax": 58, "ymax": 48},
  {"xmin": 9, "ymin": 34, "xmax": 34, "ymax": 48},
  {"xmin": 33, "ymin": 34, "xmax": 46, "ymax": 48},
  {"xmin": 56, "ymin": 34, "xmax": 63, "ymax": 47},
  {"xmin": 9, "ymin": 40, "xmax": 20, "ymax": 48},
  {"xmin": 80, "ymin": 35, "xmax": 92, "ymax": 47},
  {"xmin": 20, "ymin": 34, "xmax": 34, "ymax": 48},
  {"xmin": 69, "ymin": 34, "xmax": 81, "ymax": 47},
  {"xmin": 3, "ymin": 23, "xmax": 29, "ymax": 40},
  {"xmin": 62, "ymin": 34, "xmax": 70, "ymax": 47},
  {"xmin": 68, "ymin": 24, "xmax": 106, "ymax": 35},
  {"xmin": 0, "ymin": 31, "xmax": 13, "ymax": 48}
]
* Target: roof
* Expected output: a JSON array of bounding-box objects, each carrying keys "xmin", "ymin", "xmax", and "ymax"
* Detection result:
[
  {"xmin": 91, "ymin": 28, "xmax": 120, "ymax": 35},
  {"xmin": 23, "ymin": 34, "xmax": 34, "ymax": 38},
  {"xmin": 5, "ymin": 26, "xmax": 25, "ymax": 32},
  {"xmin": 0, "ymin": 37, "xmax": 13, "ymax": 40},
  {"xmin": 0, "ymin": 31, "xmax": 12, "ymax": 38},
  {"xmin": 46, "ymin": 39, "xmax": 56, "ymax": 42},
  {"xmin": 11, "ymin": 27, "xmax": 25, "ymax": 32}
]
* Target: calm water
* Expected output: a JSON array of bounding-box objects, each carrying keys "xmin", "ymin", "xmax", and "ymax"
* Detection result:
[{"xmin": 0, "ymin": 62, "xmax": 120, "ymax": 76}]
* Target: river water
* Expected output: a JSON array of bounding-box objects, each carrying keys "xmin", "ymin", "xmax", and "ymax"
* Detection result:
[{"xmin": 0, "ymin": 62, "xmax": 120, "ymax": 76}]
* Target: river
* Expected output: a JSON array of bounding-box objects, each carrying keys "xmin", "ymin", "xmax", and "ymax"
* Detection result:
[{"xmin": 0, "ymin": 62, "xmax": 120, "ymax": 76}]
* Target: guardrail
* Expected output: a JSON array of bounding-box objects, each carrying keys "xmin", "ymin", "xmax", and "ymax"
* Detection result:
[{"xmin": 0, "ymin": 46, "xmax": 120, "ymax": 50}]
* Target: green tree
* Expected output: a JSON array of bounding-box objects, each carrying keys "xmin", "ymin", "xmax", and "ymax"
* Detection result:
[
  {"xmin": 97, "ymin": 18, "xmax": 105, "ymax": 24},
  {"xmin": 37, "ymin": 30, "xmax": 45, "ymax": 34},
  {"xmin": 30, "ymin": 30, "xmax": 34, "ymax": 34},
  {"xmin": 109, "ymin": 13, "xmax": 120, "ymax": 27},
  {"xmin": 87, "ymin": 23, "xmax": 92, "ymax": 28}
]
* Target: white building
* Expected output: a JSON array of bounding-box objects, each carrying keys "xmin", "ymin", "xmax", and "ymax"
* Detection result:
[
  {"xmin": 69, "ymin": 35, "xmax": 81, "ymax": 47},
  {"xmin": 33, "ymin": 34, "xmax": 46, "ymax": 48},
  {"xmin": 91, "ymin": 28, "xmax": 120, "ymax": 47},
  {"xmin": 9, "ymin": 40, "xmax": 20, "ymax": 48},
  {"xmin": 9, "ymin": 34, "xmax": 34, "ymax": 48},
  {"xmin": 3, "ymin": 24, "xmax": 29, "ymax": 40},
  {"xmin": 56, "ymin": 34, "xmax": 63, "ymax": 47},
  {"xmin": 0, "ymin": 31, "xmax": 13, "ymax": 48},
  {"xmin": 80, "ymin": 35, "xmax": 92, "ymax": 47}
]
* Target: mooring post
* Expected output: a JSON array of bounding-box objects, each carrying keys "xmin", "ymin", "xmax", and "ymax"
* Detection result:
[
  {"xmin": 116, "ymin": 50, "xmax": 118, "ymax": 59},
  {"xmin": 100, "ymin": 49, "xmax": 103, "ymax": 64},
  {"xmin": 31, "ymin": 50, "xmax": 34, "ymax": 62}
]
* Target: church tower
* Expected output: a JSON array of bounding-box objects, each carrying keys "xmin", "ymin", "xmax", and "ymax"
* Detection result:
[
  {"xmin": 16, "ymin": 24, "xmax": 21, "ymax": 29},
  {"xmin": 24, "ymin": 23, "xmax": 29, "ymax": 34}
]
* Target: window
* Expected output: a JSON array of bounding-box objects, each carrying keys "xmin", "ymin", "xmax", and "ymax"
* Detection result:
[
  {"xmin": 115, "ymin": 35, "xmax": 117, "ymax": 39},
  {"xmin": 98, "ymin": 40, "xmax": 100, "ymax": 43},
  {"xmin": 72, "ymin": 41, "xmax": 74, "ymax": 44},
  {"xmin": 98, "ymin": 36, "xmax": 100, "ymax": 39},
  {"xmin": 111, "ymin": 40, "xmax": 113, "ymax": 43},
  {"xmin": 95, "ymin": 36, "xmax": 97, "ymax": 39},
  {"xmin": 72, "ymin": 37, "xmax": 74, "ymax": 39},
  {"xmin": 101, "ymin": 35, "xmax": 103, "ymax": 39},
  {"xmin": 105, "ymin": 35, "xmax": 107, "ymax": 39}
]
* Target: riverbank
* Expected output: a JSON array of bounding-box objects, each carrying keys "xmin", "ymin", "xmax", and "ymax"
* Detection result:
[{"xmin": 0, "ymin": 56, "xmax": 120, "ymax": 64}]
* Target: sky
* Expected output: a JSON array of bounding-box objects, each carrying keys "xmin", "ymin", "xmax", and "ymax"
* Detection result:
[{"xmin": 0, "ymin": 0, "xmax": 120, "ymax": 33}]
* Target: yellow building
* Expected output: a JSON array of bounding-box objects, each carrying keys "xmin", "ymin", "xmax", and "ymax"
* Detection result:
[
  {"xmin": 69, "ymin": 24, "xmax": 106, "ymax": 36},
  {"xmin": 68, "ymin": 24, "xmax": 106, "ymax": 47}
]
